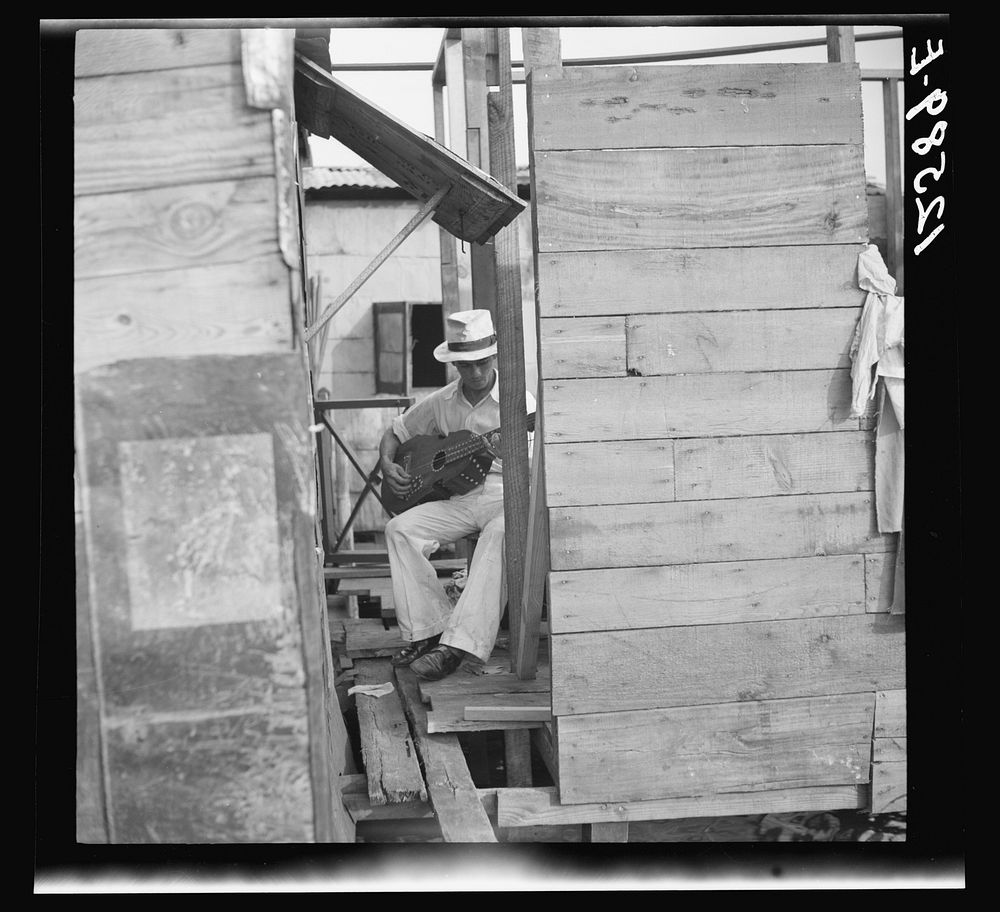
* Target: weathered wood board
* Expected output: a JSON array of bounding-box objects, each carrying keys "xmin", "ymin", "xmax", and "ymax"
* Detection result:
[
  {"xmin": 354, "ymin": 659, "xmax": 427, "ymax": 806},
  {"xmin": 295, "ymin": 55, "xmax": 524, "ymax": 245},
  {"xmin": 75, "ymin": 352, "xmax": 351, "ymax": 842},
  {"xmin": 75, "ymin": 176, "xmax": 280, "ymax": 280},
  {"xmin": 75, "ymin": 27, "xmax": 242, "ymax": 77},
  {"xmin": 543, "ymin": 439, "xmax": 675, "ymax": 507},
  {"xmin": 543, "ymin": 369, "xmax": 862, "ymax": 443},
  {"xmin": 551, "ymin": 613, "xmax": 905, "ymax": 715},
  {"xmin": 874, "ymin": 689, "xmax": 907, "ymax": 739},
  {"xmin": 624, "ymin": 309, "xmax": 860, "ymax": 376},
  {"xmin": 534, "ymin": 146, "xmax": 868, "ymax": 251},
  {"xmin": 557, "ymin": 692, "xmax": 876, "ymax": 805},
  {"xmin": 395, "ymin": 668, "xmax": 498, "ymax": 842},
  {"xmin": 75, "ymin": 64, "xmax": 275, "ymax": 196},
  {"xmin": 496, "ymin": 783, "xmax": 867, "ymax": 827},
  {"xmin": 548, "ymin": 554, "xmax": 867, "ymax": 633},
  {"xmin": 549, "ymin": 491, "xmax": 894, "ymax": 571},
  {"xmin": 865, "ymin": 551, "xmax": 902, "ymax": 613},
  {"xmin": 673, "ymin": 430, "xmax": 875, "ymax": 501},
  {"xmin": 529, "ymin": 63, "xmax": 864, "ymax": 151},
  {"xmin": 535, "ymin": 244, "xmax": 866, "ymax": 317},
  {"xmin": 74, "ymin": 255, "xmax": 293, "ymax": 373},
  {"xmin": 871, "ymin": 760, "xmax": 907, "ymax": 815}
]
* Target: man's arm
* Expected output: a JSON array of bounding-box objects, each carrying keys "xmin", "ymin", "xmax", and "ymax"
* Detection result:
[{"xmin": 379, "ymin": 426, "xmax": 412, "ymax": 497}]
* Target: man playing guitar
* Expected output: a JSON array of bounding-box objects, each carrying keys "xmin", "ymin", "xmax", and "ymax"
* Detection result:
[{"xmin": 378, "ymin": 309, "xmax": 535, "ymax": 681}]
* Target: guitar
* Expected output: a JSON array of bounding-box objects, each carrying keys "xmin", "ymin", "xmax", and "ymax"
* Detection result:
[{"xmin": 381, "ymin": 412, "xmax": 536, "ymax": 515}]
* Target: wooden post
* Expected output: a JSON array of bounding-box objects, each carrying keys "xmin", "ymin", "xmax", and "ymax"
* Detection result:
[
  {"xmin": 826, "ymin": 25, "xmax": 856, "ymax": 63},
  {"xmin": 335, "ymin": 443, "xmax": 355, "ymax": 552},
  {"xmin": 432, "ymin": 73, "xmax": 461, "ymax": 328},
  {"xmin": 487, "ymin": 27, "xmax": 531, "ymax": 672},
  {"xmin": 514, "ymin": 26, "xmax": 561, "ymax": 679},
  {"xmin": 462, "ymin": 27, "xmax": 498, "ymax": 318},
  {"xmin": 504, "ymin": 730, "xmax": 534, "ymax": 787},
  {"xmin": 882, "ymin": 77, "xmax": 904, "ymax": 292}
]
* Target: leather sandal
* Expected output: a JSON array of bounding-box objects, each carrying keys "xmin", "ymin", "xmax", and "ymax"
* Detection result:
[
  {"xmin": 390, "ymin": 634, "xmax": 441, "ymax": 668},
  {"xmin": 410, "ymin": 644, "xmax": 466, "ymax": 681}
]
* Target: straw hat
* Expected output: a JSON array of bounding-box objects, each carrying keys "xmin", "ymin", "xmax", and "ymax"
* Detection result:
[{"xmin": 433, "ymin": 309, "xmax": 498, "ymax": 363}]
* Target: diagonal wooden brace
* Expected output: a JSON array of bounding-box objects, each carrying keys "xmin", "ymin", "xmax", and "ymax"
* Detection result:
[{"xmin": 304, "ymin": 185, "xmax": 449, "ymax": 343}]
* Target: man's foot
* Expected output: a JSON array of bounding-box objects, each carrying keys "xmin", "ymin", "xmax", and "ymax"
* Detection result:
[
  {"xmin": 410, "ymin": 644, "xmax": 465, "ymax": 681},
  {"xmin": 390, "ymin": 634, "xmax": 441, "ymax": 668}
]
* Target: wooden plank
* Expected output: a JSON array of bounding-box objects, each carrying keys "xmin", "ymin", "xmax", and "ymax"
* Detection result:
[
  {"xmin": 534, "ymin": 145, "xmax": 868, "ymax": 251},
  {"xmin": 538, "ymin": 316, "xmax": 627, "ymax": 378},
  {"xmin": 74, "ymin": 176, "xmax": 279, "ymax": 280},
  {"xmin": 551, "ymin": 613, "xmax": 905, "ymax": 715},
  {"xmin": 75, "ymin": 65, "xmax": 274, "ymax": 196},
  {"xmin": 544, "ymin": 439, "xmax": 675, "ymax": 507},
  {"xmin": 543, "ymin": 369, "xmax": 862, "ymax": 443},
  {"xmin": 557, "ymin": 692, "xmax": 876, "ymax": 805},
  {"xmin": 522, "ymin": 28, "xmax": 562, "ymax": 72},
  {"xmin": 343, "ymin": 793, "xmax": 434, "ymax": 822},
  {"xmin": 532, "ymin": 723, "xmax": 559, "ymax": 786},
  {"xmin": 75, "ymin": 28, "xmax": 242, "ymax": 77},
  {"xmin": 75, "ymin": 352, "xmax": 336, "ymax": 842},
  {"xmin": 504, "ymin": 730, "xmax": 534, "ymax": 787},
  {"xmin": 427, "ymin": 691, "xmax": 545, "ymax": 733},
  {"xmin": 529, "ymin": 63, "xmax": 863, "ymax": 150},
  {"xmin": 395, "ymin": 668, "xmax": 498, "ymax": 842},
  {"xmin": 344, "ymin": 618, "xmax": 407, "ymax": 658},
  {"xmin": 871, "ymin": 761, "xmax": 906, "ymax": 814},
  {"xmin": 873, "ymin": 737, "xmax": 907, "ymax": 763},
  {"xmin": 514, "ymin": 416, "xmax": 550, "ymax": 678},
  {"xmin": 548, "ymin": 554, "xmax": 867, "ymax": 634},
  {"xmin": 549, "ymin": 491, "xmax": 894, "ymax": 571},
  {"xmin": 536, "ymin": 244, "xmax": 866, "ymax": 317},
  {"xmin": 354, "ymin": 659, "xmax": 427, "ymax": 806},
  {"xmin": 625, "ymin": 309, "xmax": 861, "ymax": 376},
  {"xmin": 419, "ymin": 665, "xmax": 552, "ymax": 704},
  {"xmin": 464, "ymin": 692, "xmax": 552, "ymax": 722},
  {"xmin": 882, "ymin": 78, "xmax": 904, "ymax": 291},
  {"xmin": 865, "ymin": 551, "xmax": 901, "ymax": 613},
  {"xmin": 295, "ymin": 56, "xmax": 524, "ymax": 245},
  {"xmin": 874, "ymin": 689, "xmax": 907, "ymax": 739},
  {"xmin": 74, "ymin": 255, "xmax": 293, "ymax": 373},
  {"xmin": 496, "ymin": 782, "xmax": 868, "ymax": 826},
  {"xmin": 589, "ymin": 822, "xmax": 629, "ymax": 842},
  {"xmin": 673, "ymin": 430, "xmax": 875, "ymax": 501}
]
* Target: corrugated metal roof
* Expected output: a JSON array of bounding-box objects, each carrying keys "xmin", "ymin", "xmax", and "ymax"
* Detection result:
[{"xmin": 304, "ymin": 165, "xmax": 531, "ymax": 192}]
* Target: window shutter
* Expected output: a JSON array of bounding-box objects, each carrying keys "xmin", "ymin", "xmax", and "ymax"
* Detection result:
[{"xmin": 374, "ymin": 301, "xmax": 410, "ymax": 395}]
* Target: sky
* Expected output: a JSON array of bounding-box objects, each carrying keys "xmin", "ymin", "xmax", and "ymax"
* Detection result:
[{"xmin": 311, "ymin": 23, "xmax": 905, "ymax": 186}]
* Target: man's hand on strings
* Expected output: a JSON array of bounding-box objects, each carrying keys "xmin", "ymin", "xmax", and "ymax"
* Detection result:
[{"xmin": 380, "ymin": 457, "xmax": 413, "ymax": 496}]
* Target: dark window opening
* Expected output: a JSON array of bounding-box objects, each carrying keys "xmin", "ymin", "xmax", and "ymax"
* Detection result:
[{"xmin": 410, "ymin": 303, "xmax": 446, "ymax": 388}]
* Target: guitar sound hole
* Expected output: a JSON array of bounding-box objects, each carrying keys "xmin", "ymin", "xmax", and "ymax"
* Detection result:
[{"xmin": 432, "ymin": 449, "xmax": 447, "ymax": 471}]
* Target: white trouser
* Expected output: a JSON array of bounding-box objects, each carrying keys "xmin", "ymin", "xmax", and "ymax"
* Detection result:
[{"xmin": 384, "ymin": 473, "xmax": 506, "ymax": 662}]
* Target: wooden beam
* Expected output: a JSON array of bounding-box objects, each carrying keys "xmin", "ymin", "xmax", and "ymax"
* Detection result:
[
  {"xmin": 589, "ymin": 822, "xmax": 629, "ymax": 843},
  {"xmin": 496, "ymin": 784, "xmax": 869, "ymax": 828},
  {"xmin": 395, "ymin": 668, "xmax": 498, "ymax": 842},
  {"xmin": 462, "ymin": 27, "xmax": 498, "ymax": 316},
  {"xmin": 486, "ymin": 27, "xmax": 531, "ymax": 673},
  {"xmin": 826, "ymin": 25, "xmax": 856, "ymax": 63},
  {"xmin": 504, "ymin": 730, "xmax": 534, "ymax": 787},
  {"xmin": 304, "ymin": 186, "xmax": 447, "ymax": 343},
  {"xmin": 353, "ymin": 659, "xmax": 426, "ymax": 807},
  {"xmin": 882, "ymin": 77, "xmax": 904, "ymax": 292}
]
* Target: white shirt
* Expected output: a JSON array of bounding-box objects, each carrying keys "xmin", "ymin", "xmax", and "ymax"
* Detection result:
[{"xmin": 391, "ymin": 373, "xmax": 535, "ymax": 477}]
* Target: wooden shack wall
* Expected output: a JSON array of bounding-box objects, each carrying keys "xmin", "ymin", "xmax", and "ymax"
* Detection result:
[
  {"xmin": 303, "ymin": 190, "xmax": 536, "ymax": 533},
  {"xmin": 74, "ymin": 27, "xmax": 354, "ymax": 842},
  {"xmin": 528, "ymin": 62, "xmax": 905, "ymax": 812}
]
